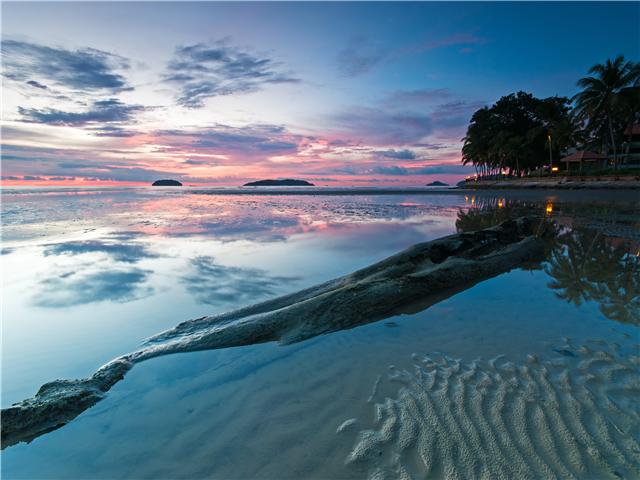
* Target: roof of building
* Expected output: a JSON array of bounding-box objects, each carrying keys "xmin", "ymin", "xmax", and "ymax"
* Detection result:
[{"xmin": 561, "ymin": 150, "xmax": 607, "ymax": 162}]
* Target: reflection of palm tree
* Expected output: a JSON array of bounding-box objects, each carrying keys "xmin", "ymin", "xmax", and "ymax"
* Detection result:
[
  {"xmin": 545, "ymin": 230, "xmax": 600, "ymax": 307},
  {"xmin": 457, "ymin": 200, "xmax": 639, "ymax": 326},
  {"xmin": 590, "ymin": 239, "xmax": 639, "ymax": 325},
  {"xmin": 596, "ymin": 277, "xmax": 640, "ymax": 325},
  {"xmin": 546, "ymin": 227, "xmax": 640, "ymax": 325}
]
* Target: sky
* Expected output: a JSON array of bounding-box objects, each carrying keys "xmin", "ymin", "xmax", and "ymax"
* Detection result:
[{"xmin": 2, "ymin": 1, "xmax": 638, "ymax": 187}]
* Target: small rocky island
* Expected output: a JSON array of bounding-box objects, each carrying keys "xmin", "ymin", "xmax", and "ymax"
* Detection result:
[
  {"xmin": 243, "ymin": 179, "xmax": 314, "ymax": 186},
  {"xmin": 152, "ymin": 179, "xmax": 182, "ymax": 186},
  {"xmin": 426, "ymin": 181, "xmax": 449, "ymax": 187}
]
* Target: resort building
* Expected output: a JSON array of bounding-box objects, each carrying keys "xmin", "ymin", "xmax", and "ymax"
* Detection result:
[
  {"xmin": 561, "ymin": 123, "xmax": 640, "ymax": 174},
  {"xmin": 608, "ymin": 123, "xmax": 640, "ymax": 171},
  {"xmin": 561, "ymin": 150, "xmax": 608, "ymax": 174}
]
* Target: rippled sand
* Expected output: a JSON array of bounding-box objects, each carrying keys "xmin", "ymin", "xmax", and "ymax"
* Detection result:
[{"xmin": 345, "ymin": 344, "xmax": 639, "ymax": 479}]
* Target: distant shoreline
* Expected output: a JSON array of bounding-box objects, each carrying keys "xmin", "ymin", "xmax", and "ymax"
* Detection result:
[
  {"xmin": 2, "ymin": 185, "xmax": 638, "ymax": 204},
  {"xmin": 458, "ymin": 179, "xmax": 640, "ymax": 191}
]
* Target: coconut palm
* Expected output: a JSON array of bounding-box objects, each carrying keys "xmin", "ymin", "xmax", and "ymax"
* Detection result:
[
  {"xmin": 615, "ymin": 86, "xmax": 640, "ymax": 166},
  {"xmin": 572, "ymin": 55, "xmax": 640, "ymax": 171},
  {"xmin": 461, "ymin": 129, "xmax": 484, "ymax": 177},
  {"xmin": 553, "ymin": 113, "xmax": 586, "ymax": 155},
  {"xmin": 488, "ymin": 131, "xmax": 512, "ymax": 178},
  {"xmin": 527, "ymin": 96, "xmax": 569, "ymax": 172},
  {"xmin": 552, "ymin": 113, "xmax": 587, "ymax": 174},
  {"xmin": 504, "ymin": 136, "xmax": 530, "ymax": 178}
]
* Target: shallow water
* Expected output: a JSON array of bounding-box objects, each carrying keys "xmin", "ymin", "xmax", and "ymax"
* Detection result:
[{"xmin": 1, "ymin": 187, "xmax": 639, "ymax": 478}]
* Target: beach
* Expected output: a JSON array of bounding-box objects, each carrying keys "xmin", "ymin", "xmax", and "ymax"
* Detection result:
[{"xmin": 2, "ymin": 187, "xmax": 638, "ymax": 478}]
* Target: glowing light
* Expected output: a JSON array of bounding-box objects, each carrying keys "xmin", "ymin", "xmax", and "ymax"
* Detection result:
[
  {"xmin": 552, "ymin": 167, "xmax": 559, "ymax": 172},
  {"xmin": 499, "ymin": 202, "xmax": 503, "ymax": 207},
  {"xmin": 546, "ymin": 204, "xmax": 553, "ymax": 213}
]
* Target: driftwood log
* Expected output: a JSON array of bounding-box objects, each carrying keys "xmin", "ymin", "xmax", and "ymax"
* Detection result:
[{"xmin": 2, "ymin": 218, "xmax": 543, "ymax": 448}]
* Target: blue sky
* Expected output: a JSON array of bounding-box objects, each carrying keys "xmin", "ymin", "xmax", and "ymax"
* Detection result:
[{"xmin": 2, "ymin": 2, "xmax": 638, "ymax": 185}]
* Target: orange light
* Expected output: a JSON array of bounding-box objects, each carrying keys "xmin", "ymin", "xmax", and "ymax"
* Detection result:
[
  {"xmin": 552, "ymin": 167, "xmax": 558, "ymax": 172},
  {"xmin": 546, "ymin": 204, "xmax": 553, "ymax": 213},
  {"xmin": 499, "ymin": 202, "xmax": 503, "ymax": 207}
]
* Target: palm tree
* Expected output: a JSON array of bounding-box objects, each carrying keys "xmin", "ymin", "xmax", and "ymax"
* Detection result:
[
  {"xmin": 573, "ymin": 55, "xmax": 640, "ymax": 171},
  {"xmin": 616, "ymin": 86, "xmax": 640, "ymax": 167},
  {"xmin": 488, "ymin": 131, "xmax": 512, "ymax": 178},
  {"xmin": 527, "ymin": 96, "xmax": 569, "ymax": 172},
  {"xmin": 461, "ymin": 130, "xmax": 483, "ymax": 177},
  {"xmin": 504, "ymin": 136, "xmax": 530, "ymax": 178},
  {"xmin": 552, "ymin": 113, "xmax": 586, "ymax": 174}
]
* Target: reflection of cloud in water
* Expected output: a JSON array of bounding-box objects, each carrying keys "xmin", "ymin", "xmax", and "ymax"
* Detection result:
[
  {"xmin": 181, "ymin": 256, "xmax": 301, "ymax": 305},
  {"xmin": 35, "ymin": 268, "xmax": 153, "ymax": 307},
  {"xmin": 43, "ymin": 239, "xmax": 160, "ymax": 264},
  {"xmin": 1, "ymin": 247, "xmax": 14, "ymax": 256},
  {"xmin": 310, "ymin": 221, "xmax": 449, "ymax": 256},
  {"xmin": 168, "ymin": 218, "xmax": 301, "ymax": 244}
]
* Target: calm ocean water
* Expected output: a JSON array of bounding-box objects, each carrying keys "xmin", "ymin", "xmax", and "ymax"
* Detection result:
[{"xmin": 1, "ymin": 186, "xmax": 639, "ymax": 479}]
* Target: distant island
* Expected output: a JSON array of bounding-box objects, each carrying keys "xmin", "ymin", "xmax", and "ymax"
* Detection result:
[
  {"xmin": 243, "ymin": 179, "xmax": 315, "ymax": 186},
  {"xmin": 152, "ymin": 179, "xmax": 182, "ymax": 186},
  {"xmin": 426, "ymin": 181, "xmax": 449, "ymax": 187}
]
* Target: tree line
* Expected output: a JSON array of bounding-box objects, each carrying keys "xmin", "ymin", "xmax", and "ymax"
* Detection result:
[{"xmin": 461, "ymin": 55, "xmax": 640, "ymax": 178}]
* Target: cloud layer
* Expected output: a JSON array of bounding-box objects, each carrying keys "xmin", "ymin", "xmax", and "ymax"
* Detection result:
[
  {"xmin": 164, "ymin": 41, "xmax": 301, "ymax": 108},
  {"xmin": 2, "ymin": 40, "xmax": 132, "ymax": 92},
  {"xmin": 2, "ymin": 30, "xmax": 489, "ymax": 184}
]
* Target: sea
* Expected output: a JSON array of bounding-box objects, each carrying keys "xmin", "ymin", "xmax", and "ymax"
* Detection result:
[{"xmin": 1, "ymin": 185, "xmax": 639, "ymax": 479}]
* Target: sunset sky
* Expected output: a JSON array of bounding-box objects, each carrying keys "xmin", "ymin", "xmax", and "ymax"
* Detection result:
[{"xmin": 2, "ymin": 1, "xmax": 638, "ymax": 186}]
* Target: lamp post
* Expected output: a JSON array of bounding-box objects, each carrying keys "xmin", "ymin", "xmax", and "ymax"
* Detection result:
[{"xmin": 548, "ymin": 134, "xmax": 553, "ymax": 174}]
